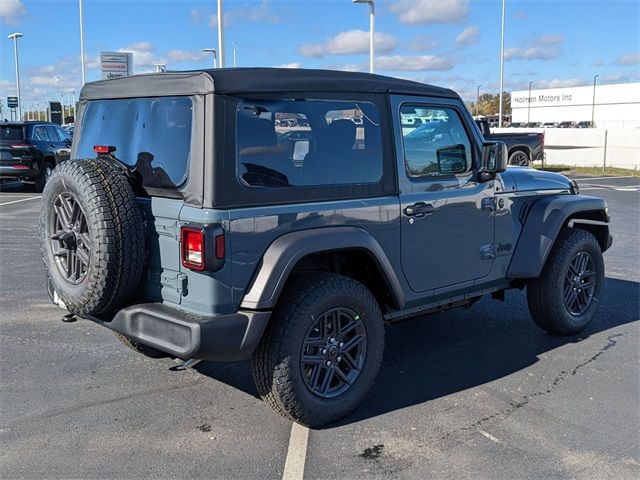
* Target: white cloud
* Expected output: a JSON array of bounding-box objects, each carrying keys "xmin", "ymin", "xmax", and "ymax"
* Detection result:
[
  {"xmin": 535, "ymin": 78, "xmax": 588, "ymax": 88},
  {"xmin": 614, "ymin": 52, "xmax": 640, "ymax": 66},
  {"xmin": 278, "ymin": 62, "xmax": 302, "ymax": 69},
  {"xmin": 390, "ymin": 0, "xmax": 469, "ymax": 25},
  {"xmin": 299, "ymin": 30, "xmax": 397, "ymax": 58},
  {"xmin": 248, "ymin": 0, "xmax": 281, "ymax": 23},
  {"xmin": 0, "ymin": 0, "xmax": 26, "ymax": 25},
  {"xmin": 408, "ymin": 34, "xmax": 439, "ymax": 52},
  {"xmin": 375, "ymin": 55, "xmax": 453, "ymax": 72},
  {"xmin": 166, "ymin": 49, "xmax": 209, "ymax": 62},
  {"xmin": 455, "ymin": 26, "xmax": 480, "ymax": 47},
  {"xmin": 117, "ymin": 42, "xmax": 159, "ymax": 67},
  {"xmin": 505, "ymin": 34, "xmax": 564, "ymax": 61}
]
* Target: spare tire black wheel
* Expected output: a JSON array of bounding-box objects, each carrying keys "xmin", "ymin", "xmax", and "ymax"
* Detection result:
[{"xmin": 40, "ymin": 158, "xmax": 145, "ymax": 316}]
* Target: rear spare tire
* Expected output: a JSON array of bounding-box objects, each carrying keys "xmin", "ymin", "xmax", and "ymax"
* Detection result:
[{"xmin": 40, "ymin": 158, "xmax": 145, "ymax": 316}]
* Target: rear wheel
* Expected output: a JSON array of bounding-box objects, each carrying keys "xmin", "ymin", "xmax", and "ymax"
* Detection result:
[
  {"xmin": 252, "ymin": 273, "xmax": 384, "ymax": 427},
  {"xmin": 527, "ymin": 228, "xmax": 604, "ymax": 335},
  {"xmin": 34, "ymin": 160, "xmax": 54, "ymax": 192},
  {"xmin": 508, "ymin": 150, "xmax": 530, "ymax": 166}
]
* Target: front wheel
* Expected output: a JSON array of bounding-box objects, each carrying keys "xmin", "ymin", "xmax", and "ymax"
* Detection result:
[
  {"xmin": 527, "ymin": 228, "xmax": 604, "ymax": 335},
  {"xmin": 252, "ymin": 273, "xmax": 384, "ymax": 427}
]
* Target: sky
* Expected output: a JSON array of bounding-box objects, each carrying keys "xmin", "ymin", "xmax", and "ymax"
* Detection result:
[{"xmin": 1, "ymin": 0, "xmax": 639, "ymax": 110}]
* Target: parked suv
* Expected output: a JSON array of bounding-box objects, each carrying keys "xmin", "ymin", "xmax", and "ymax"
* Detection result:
[
  {"xmin": 1, "ymin": 121, "xmax": 71, "ymax": 191},
  {"xmin": 40, "ymin": 69, "xmax": 611, "ymax": 427}
]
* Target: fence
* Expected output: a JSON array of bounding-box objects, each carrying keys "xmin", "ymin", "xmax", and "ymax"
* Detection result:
[{"xmin": 493, "ymin": 128, "xmax": 640, "ymax": 170}]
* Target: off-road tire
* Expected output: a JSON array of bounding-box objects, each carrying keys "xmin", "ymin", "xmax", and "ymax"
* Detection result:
[
  {"xmin": 114, "ymin": 333, "xmax": 168, "ymax": 359},
  {"xmin": 527, "ymin": 228, "xmax": 604, "ymax": 335},
  {"xmin": 252, "ymin": 273, "xmax": 384, "ymax": 427},
  {"xmin": 40, "ymin": 158, "xmax": 145, "ymax": 316},
  {"xmin": 34, "ymin": 160, "xmax": 54, "ymax": 193}
]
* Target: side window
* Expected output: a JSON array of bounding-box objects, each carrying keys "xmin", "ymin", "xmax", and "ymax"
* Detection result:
[
  {"xmin": 237, "ymin": 99, "xmax": 383, "ymax": 188},
  {"xmin": 45, "ymin": 126, "xmax": 60, "ymax": 142},
  {"xmin": 400, "ymin": 105, "xmax": 473, "ymax": 178},
  {"xmin": 55, "ymin": 127, "xmax": 71, "ymax": 142},
  {"xmin": 32, "ymin": 126, "xmax": 50, "ymax": 141}
]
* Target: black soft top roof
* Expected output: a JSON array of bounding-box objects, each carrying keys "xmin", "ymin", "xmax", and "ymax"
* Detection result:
[{"xmin": 80, "ymin": 68, "xmax": 458, "ymax": 100}]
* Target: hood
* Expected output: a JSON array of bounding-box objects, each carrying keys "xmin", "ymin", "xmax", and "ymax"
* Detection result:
[{"xmin": 500, "ymin": 166, "xmax": 574, "ymax": 193}]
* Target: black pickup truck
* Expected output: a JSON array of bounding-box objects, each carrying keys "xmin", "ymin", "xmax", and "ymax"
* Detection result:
[{"xmin": 475, "ymin": 118, "xmax": 544, "ymax": 166}]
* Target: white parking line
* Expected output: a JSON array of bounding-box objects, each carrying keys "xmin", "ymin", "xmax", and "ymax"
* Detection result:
[
  {"xmin": 575, "ymin": 175, "xmax": 637, "ymax": 181},
  {"xmin": 282, "ymin": 422, "xmax": 309, "ymax": 480},
  {"xmin": 0, "ymin": 196, "xmax": 42, "ymax": 207}
]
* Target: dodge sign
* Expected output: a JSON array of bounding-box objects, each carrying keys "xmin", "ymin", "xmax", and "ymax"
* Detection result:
[{"xmin": 100, "ymin": 52, "xmax": 133, "ymax": 80}]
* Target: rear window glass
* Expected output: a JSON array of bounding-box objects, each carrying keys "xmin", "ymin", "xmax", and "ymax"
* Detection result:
[
  {"xmin": 76, "ymin": 96, "xmax": 192, "ymax": 188},
  {"xmin": 0, "ymin": 126, "xmax": 24, "ymax": 141},
  {"xmin": 237, "ymin": 99, "xmax": 382, "ymax": 188}
]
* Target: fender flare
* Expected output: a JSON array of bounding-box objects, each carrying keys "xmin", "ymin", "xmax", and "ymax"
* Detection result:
[
  {"xmin": 240, "ymin": 226, "xmax": 405, "ymax": 310},
  {"xmin": 507, "ymin": 194, "xmax": 610, "ymax": 279}
]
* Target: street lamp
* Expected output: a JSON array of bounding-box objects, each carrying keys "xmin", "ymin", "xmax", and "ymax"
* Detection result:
[
  {"xmin": 217, "ymin": 0, "xmax": 225, "ymax": 67},
  {"xmin": 233, "ymin": 42, "xmax": 238, "ymax": 68},
  {"xmin": 79, "ymin": 0, "xmax": 86, "ymax": 84},
  {"xmin": 591, "ymin": 74, "xmax": 599, "ymax": 128},
  {"xmin": 202, "ymin": 48, "xmax": 218, "ymax": 68},
  {"xmin": 352, "ymin": 0, "xmax": 375, "ymax": 73},
  {"xmin": 527, "ymin": 81, "xmax": 533, "ymax": 126},
  {"xmin": 498, "ymin": 0, "xmax": 506, "ymax": 127},
  {"xmin": 7, "ymin": 32, "xmax": 23, "ymax": 120},
  {"xmin": 476, "ymin": 84, "xmax": 481, "ymax": 117}
]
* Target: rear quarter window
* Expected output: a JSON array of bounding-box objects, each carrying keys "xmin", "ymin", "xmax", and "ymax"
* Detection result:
[
  {"xmin": 236, "ymin": 99, "xmax": 383, "ymax": 188},
  {"xmin": 76, "ymin": 96, "xmax": 193, "ymax": 188},
  {"xmin": 0, "ymin": 125, "xmax": 25, "ymax": 141}
]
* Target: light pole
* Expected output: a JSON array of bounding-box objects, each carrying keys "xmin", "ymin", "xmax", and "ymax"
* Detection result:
[
  {"xmin": 591, "ymin": 74, "xmax": 598, "ymax": 128},
  {"xmin": 233, "ymin": 42, "xmax": 238, "ymax": 68},
  {"xmin": 202, "ymin": 48, "xmax": 218, "ymax": 68},
  {"xmin": 498, "ymin": 0, "xmax": 506, "ymax": 127},
  {"xmin": 60, "ymin": 94, "xmax": 66, "ymax": 124},
  {"xmin": 217, "ymin": 0, "xmax": 225, "ymax": 67},
  {"xmin": 476, "ymin": 84, "xmax": 481, "ymax": 117},
  {"xmin": 79, "ymin": 0, "xmax": 86, "ymax": 85},
  {"xmin": 527, "ymin": 81, "xmax": 533, "ymax": 126},
  {"xmin": 69, "ymin": 89, "xmax": 76, "ymax": 121},
  {"xmin": 353, "ymin": 0, "xmax": 375, "ymax": 73},
  {"xmin": 7, "ymin": 32, "xmax": 23, "ymax": 120}
]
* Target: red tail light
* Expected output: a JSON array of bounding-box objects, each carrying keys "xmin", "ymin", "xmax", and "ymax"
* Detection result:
[
  {"xmin": 12, "ymin": 165, "xmax": 29, "ymax": 169},
  {"xmin": 93, "ymin": 145, "xmax": 116, "ymax": 154},
  {"xmin": 10, "ymin": 144, "xmax": 30, "ymax": 149},
  {"xmin": 181, "ymin": 227, "xmax": 205, "ymax": 271}
]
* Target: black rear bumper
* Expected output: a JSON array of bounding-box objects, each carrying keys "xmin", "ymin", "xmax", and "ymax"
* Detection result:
[{"xmin": 87, "ymin": 303, "xmax": 271, "ymax": 361}]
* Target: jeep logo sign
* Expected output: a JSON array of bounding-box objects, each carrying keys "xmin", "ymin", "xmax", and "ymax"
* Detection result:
[{"xmin": 100, "ymin": 52, "xmax": 133, "ymax": 80}]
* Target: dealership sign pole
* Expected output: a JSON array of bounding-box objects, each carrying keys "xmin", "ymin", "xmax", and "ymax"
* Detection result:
[
  {"xmin": 498, "ymin": 0, "xmax": 506, "ymax": 127},
  {"xmin": 217, "ymin": 0, "xmax": 225, "ymax": 68},
  {"xmin": 79, "ymin": 0, "xmax": 86, "ymax": 85},
  {"xmin": 7, "ymin": 33, "xmax": 23, "ymax": 121}
]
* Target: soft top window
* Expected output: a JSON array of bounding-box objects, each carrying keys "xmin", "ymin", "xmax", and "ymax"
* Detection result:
[
  {"xmin": 76, "ymin": 96, "xmax": 193, "ymax": 188},
  {"xmin": 236, "ymin": 99, "xmax": 383, "ymax": 188}
]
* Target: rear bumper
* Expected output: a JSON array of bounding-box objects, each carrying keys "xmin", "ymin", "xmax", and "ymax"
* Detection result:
[
  {"xmin": 0, "ymin": 165, "xmax": 35, "ymax": 179},
  {"xmin": 86, "ymin": 303, "xmax": 271, "ymax": 361}
]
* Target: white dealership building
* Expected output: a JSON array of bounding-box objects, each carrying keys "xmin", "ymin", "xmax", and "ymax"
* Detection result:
[{"xmin": 510, "ymin": 82, "xmax": 640, "ymax": 129}]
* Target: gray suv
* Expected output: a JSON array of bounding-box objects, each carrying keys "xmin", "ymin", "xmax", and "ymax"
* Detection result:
[{"xmin": 40, "ymin": 68, "xmax": 612, "ymax": 427}]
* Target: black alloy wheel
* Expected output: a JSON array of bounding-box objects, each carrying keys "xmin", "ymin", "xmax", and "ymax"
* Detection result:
[
  {"xmin": 300, "ymin": 307, "xmax": 368, "ymax": 399},
  {"xmin": 563, "ymin": 251, "xmax": 596, "ymax": 315},
  {"xmin": 49, "ymin": 191, "xmax": 91, "ymax": 284}
]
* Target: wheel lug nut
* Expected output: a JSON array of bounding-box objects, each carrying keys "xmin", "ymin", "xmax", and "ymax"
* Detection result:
[
  {"xmin": 339, "ymin": 342, "xmax": 343, "ymax": 347},
  {"xmin": 337, "ymin": 356, "xmax": 341, "ymax": 362},
  {"xmin": 321, "ymin": 349, "xmax": 327, "ymax": 355},
  {"xmin": 325, "ymin": 360, "xmax": 332, "ymax": 366},
  {"xmin": 330, "ymin": 337, "xmax": 336, "ymax": 344}
]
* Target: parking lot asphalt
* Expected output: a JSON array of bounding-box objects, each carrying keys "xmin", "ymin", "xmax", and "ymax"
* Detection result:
[{"xmin": 1, "ymin": 177, "xmax": 638, "ymax": 480}]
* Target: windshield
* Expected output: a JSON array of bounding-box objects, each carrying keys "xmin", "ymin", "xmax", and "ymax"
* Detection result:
[
  {"xmin": 76, "ymin": 96, "xmax": 193, "ymax": 188},
  {"xmin": 0, "ymin": 125, "xmax": 25, "ymax": 141}
]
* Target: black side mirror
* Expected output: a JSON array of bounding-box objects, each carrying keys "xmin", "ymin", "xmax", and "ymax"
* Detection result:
[
  {"xmin": 436, "ymin": 144, "xmax": 467, "ymax": 175},
  {"xmin": 479, "ymin": 141, "xmax": 507, "ymax": 181}
]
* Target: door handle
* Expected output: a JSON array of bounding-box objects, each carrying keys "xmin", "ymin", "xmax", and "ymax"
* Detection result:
[{"xmin": 404, "ymin": 202, "xmax": 435, "ymax": 217}]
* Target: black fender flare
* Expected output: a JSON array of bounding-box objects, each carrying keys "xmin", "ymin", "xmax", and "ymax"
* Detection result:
[
  {"xmin": 240, "ymin": 226, "xmax": 405, "ymax": 310},
  {"xmin": 507, "ymin": 194, "xmax": 610, "ymax": 279}
]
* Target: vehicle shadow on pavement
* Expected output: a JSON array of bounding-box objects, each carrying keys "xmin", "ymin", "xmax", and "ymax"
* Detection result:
[{"xmin": 191, "ymin": 277, "xmax": 638, "ymax": 427}]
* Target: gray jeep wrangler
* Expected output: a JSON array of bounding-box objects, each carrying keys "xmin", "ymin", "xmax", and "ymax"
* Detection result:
[{"xmin": 40, "ymin": 68, "xmax": 612, "ymax": 427}]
